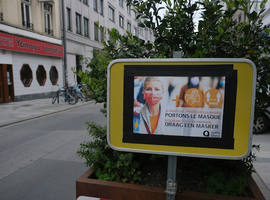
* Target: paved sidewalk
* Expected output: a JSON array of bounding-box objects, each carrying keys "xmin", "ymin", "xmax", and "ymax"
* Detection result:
[
  {"xmin": 0, "ymin": 98, "xmax": 269, "ymax": 199},
  {"xmin": 252, "ymin": 132, "xmax": 270, "ymax": 199},
  {"xmin": 0, "ymin": 98, "xmax": 94, "ymax": 127}
]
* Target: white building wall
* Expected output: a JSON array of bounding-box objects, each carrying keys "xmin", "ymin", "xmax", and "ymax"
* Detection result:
[
  {"xmin": 0, "ymin": 50, "xmax": 12, "ymax": 64},
  {"xmin": 250, "ymin": 0, "xmax": 270, "ymax": 27},
  {"xmin": 67, "ymin": 52, "xmax": 77, "ymax": 84},
  {"xmin": 62, "ymin": 0, "xmax": 154, "ymax": 85},
  {"xmin": 12, "ymin": 52, "xmax": 62, "ymax": 96},
  {"xmin": 0, "ymin": 0, "xmax": 64, "ymax": 102}
]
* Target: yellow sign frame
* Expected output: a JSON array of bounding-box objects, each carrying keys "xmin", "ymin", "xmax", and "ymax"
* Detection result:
[{"xmin": 107, "ymin": 58, "xmax": 256, "ymax": 159}]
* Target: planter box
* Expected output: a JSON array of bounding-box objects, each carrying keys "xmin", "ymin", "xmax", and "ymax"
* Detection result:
[{"xmin": 76, "ymin": 168, "xmax": 265, "ymax": 200}]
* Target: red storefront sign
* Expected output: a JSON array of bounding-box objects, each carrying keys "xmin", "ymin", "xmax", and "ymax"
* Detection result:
[{"xmin": 0, "ymin": 32, "xmax": 63, "ymax": 57}]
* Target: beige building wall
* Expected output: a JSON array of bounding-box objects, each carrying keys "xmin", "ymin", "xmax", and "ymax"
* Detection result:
[
  {"xmin": 0, "ymin": 0, "xmax": 64, "ymax": 101},
  {"xmin": 62, "ymin": 0, "xmax": 154, "ymax": 84},
  {"xmin": 0, "ymin": 0, "xmax": 61, "ymax": 40}
]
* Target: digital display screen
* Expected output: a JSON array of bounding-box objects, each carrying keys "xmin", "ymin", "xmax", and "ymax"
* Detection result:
[
  {"xmin": 133, "ymin": 76, "xmax": 225, "ymax": 138},
  {"xmin": 122, "ymin": 65, "xmax": 237, "ymax": 149}
]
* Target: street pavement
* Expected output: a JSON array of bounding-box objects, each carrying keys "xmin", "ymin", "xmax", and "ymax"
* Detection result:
[{"xmin": 0, "ymin": 98, "xmax": 270, "ymax": 199}]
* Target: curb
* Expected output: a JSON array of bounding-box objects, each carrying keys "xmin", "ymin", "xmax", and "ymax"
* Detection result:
[
  {"xmin": 77, "ymin": 197, "xmax": 110, "ymax": 200},
  {"xmin": 0, "ymin": 100, "xmax": 95, "ymax": 128},
  {"xmin": 252, "ymin": 171, "xmax": 270, "ymax": 199}
]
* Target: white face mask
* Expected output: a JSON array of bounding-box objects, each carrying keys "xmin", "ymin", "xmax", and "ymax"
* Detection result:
[{"xmin": 190, "ymin": 77, "xmax": 200, "ymax": 86}]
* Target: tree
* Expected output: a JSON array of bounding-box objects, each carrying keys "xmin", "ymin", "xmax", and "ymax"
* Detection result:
[{"xmin": 77, "ymin": 0, "xmax": 266, "ymax": 194}]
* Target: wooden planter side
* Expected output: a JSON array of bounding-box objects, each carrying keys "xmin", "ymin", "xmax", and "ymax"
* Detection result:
[{"xmin": 76, "ymin": 168, "xmax": 265, "ymax": 200}]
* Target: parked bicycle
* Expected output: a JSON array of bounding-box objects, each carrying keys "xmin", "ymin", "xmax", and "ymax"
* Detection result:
[
  {"xmin": 80, "ymin": 84, "xmax": 91, "ymax": 102},
  {"xmin": 52, "ymin": 84, "xmax": 78, "ymax": 105},
  {"xmin": 71, "ymin": 82, "xmax": 85, "ymax": 102}
]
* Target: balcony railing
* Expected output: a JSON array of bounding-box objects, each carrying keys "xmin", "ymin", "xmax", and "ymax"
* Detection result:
[
  {"xmin": 45, "ymin": 28, "xmax": 53, "ymax": 36},
  {"xmin": 0, "ymin": 13, "xmax": 3, "ymax": 21},
  {"xmin": 22, "ymin": 21, "xmax": 34, "ymax": 30}
]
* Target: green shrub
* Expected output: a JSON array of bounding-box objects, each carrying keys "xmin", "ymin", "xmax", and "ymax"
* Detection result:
[
  {"xmin": 76, "ymin": 0, "xmax": 265, "ymax": 195},
  {"xmin": 77, "ymin": 122, "xmax": 142, "ymax": 183}
]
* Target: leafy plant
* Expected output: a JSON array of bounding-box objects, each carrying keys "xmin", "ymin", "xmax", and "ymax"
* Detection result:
[
  {"xmin": 76, "ymin": 0, "xmax": 267, "ymax": 195},
  {"xmin": 129, "ymin": 0, "xmax": 270, "ymax": 114},
  {"xmin": 207, "ymin": 172, "xmax": 248, "ymax": 196},
  {"xmin": 177, "ymin": 145, "xmax": 260, "ymax": 196},
  {"xmin": 77, "ymin": 122, "xmax": 142, "ymax": 183},
  {"xmin": 72, "ymin": 51, "xmax": 109, "ymax": 116}
]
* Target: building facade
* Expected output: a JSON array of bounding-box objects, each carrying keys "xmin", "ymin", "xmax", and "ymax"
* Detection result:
[
  {"xmin": 61, "ymin": 0, "xmax": 154, "ymax": 84},
  {"xmin": 0, "ymin": 0, "xmax": 155, "ymax": 103},
  {"xmin": 0, "ymin": 0, "xmax": 63, "ymax": 103},
  {"xmin": 255, "ymin": 0, "xmax": 270, "ymax": 28}
]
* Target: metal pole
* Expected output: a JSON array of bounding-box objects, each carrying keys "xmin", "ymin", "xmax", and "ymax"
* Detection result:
[
  {"xmin": 166, "ymin": 156, "xmax": 178, "ymax": 200},
  {"xmin": 165, "ymin": 51, "xmax": 184, "ymax": 200},
  {"xmin": 61, "ymin": 0, "xmax": 68, "ymax": 87}
]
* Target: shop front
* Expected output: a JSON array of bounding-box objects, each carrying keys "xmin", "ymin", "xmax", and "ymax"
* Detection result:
[{"xmin": 0, "ymin": 32, "xmax": 63, "ymax": 103}]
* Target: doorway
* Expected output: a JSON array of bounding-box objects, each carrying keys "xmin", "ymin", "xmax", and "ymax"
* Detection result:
[
  {"xmin": 75, "ymin": 55, "xmax": 82, "ymax": 83},
  {"xmin": 0, "ymin": 64, "xmax": 14, "ymax": 103}
]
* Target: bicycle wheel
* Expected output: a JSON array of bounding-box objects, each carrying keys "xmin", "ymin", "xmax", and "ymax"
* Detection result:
[
  {"xmin": 68, "ymin": 94, "xmax": 78, "ymax": 105},
  {"xmin": 81, "ymin": 86, "xmax": 91, "ymax": 102},
  {"xmin": 52, "ymin": 91, "xmax": 59, "ymax": 104},
  {"xmin": 78, "ymin": 91, "xmax": 85, "ymax": 102}
]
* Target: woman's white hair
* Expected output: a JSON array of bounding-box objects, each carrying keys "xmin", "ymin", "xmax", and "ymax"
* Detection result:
[{"xmin": 143, "ymin": 76, "xmax": 164, "ymax": 89}]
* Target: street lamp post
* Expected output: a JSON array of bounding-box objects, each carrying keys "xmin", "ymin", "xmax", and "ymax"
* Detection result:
[{"xmin": 61, "ymin": 0, "xmax": 68, "ymax": 87}]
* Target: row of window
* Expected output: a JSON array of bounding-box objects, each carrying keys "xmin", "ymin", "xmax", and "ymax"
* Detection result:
[
  {"xmin": 20, "ymin": 64, "xmax": 58, "ymax": 87},
  {"xmin": 79, "ymin": 0, "xmax": 89, "ymax": 6},
  {"xmin": 68, "ymin": 5, "xmax": 138, "ymax": 41},
  {"xmin": 21, "ymin": 0, "xmax": 53, "ymax": 35},
  {"xmin": 119, "ymin": 14, "xmax": 138, "ymax": 35}
]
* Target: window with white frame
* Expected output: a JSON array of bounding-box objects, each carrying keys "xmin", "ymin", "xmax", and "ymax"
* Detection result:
[
  {"xmin": 100, "ymin": 26, "xmax": 104, "ymax": 41},
  {"xmin": 44, "ymin": 3, "xmax": 53, "ymax": 35},
  {"xmin": 140, "ymin": 27, "xmax": 144, "ymax": 36},
  {"xmin": 119, "ymin": 15, "xmax": 124, "ymax": 28},
  {"xmin": 93, "ymin": 0, "xmax": 98, "ymax": 12},
  {"xmin": 138, "ymin": 21, "xmax": 143, "ymax": 36},
  {"xmin": 66, "ymin": 8, "xmax": 72, "ymax": 31},
  {"xmin": 76, "ymin": 13, "xmax": 82, "ymax": 34},
  {"xmin": 133, "ymin": 27, "xmax": 137, "ymax": 36},
  {"xmin": 94, "ymin": 23, "xmax": 99, "ymax": 41},
  {"xmin": 132, "ymin": 10, "xmax": 136, "ymax": 20},
  {"xmin": 21, "ymin": 0, "xmax": 33, "ymax": 29},
  {"xmin": 119, "ymin": 0, "xmax": 123, "ymax": 7},
  {"xmin": 109, "ymin": 6, "xmax": 114, "ymax": 22},
  {"xmin": 127, "ymin": 22, "xmax": 131, "ymax": 32},
  {"xmin": 83, "ymin": 0, "xmax": 88, "ymax": 5},
  {"xmin": 145, "ymin": 28, "xmax": 148, "ymax": 40},
  {"xmin": 127, "ymin": 4, "xmax": 130, "ymax": 14},
  {"xmin": 238, "ymin": 14, "xmax": 242, "ymax": 23},
  {"xmin": 84, "ymin": 17, "xmax": 89, "ymax": 37},
  {"xmin": 99, "ymin": 0, "xmax": 103, "ymax": 15}
]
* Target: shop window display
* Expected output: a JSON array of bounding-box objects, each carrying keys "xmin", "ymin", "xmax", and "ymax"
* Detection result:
[
  {"xmin": 20, "ymin": 64, "xmax": 33, "ymax": 87},
  {"xmin": 36, "ymin": 65, "xmax": 46, "ymax": 86},
  {"xmin": 50, "ymin": 66, "xmax": 58, "ymax": 85}
]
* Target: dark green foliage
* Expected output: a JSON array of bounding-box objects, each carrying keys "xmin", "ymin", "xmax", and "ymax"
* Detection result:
[
  {"xmin": 101, "ymin": 28, "xmax": 157, "ymax": 59},
  {"xmin": 73, "ymin": 52, "xmax": 109, "ymax": 116},
  {"xmin": 77, "ymin": 122, "xmax": 142, "ymax": 183},
  {"xmin": 177, "ymin": 145, "xmax": 260, "ymax": 196},
  {"xmin": 76, "ymin": 0, "xmax": 266, "ymax": 195},
  {"xmin": 207, "ymin": 172, "xmax": 248, "ymax": 196},
  {"xmin": 128, "ymin": 0, "xmax": 270, "ymax": 114}
]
